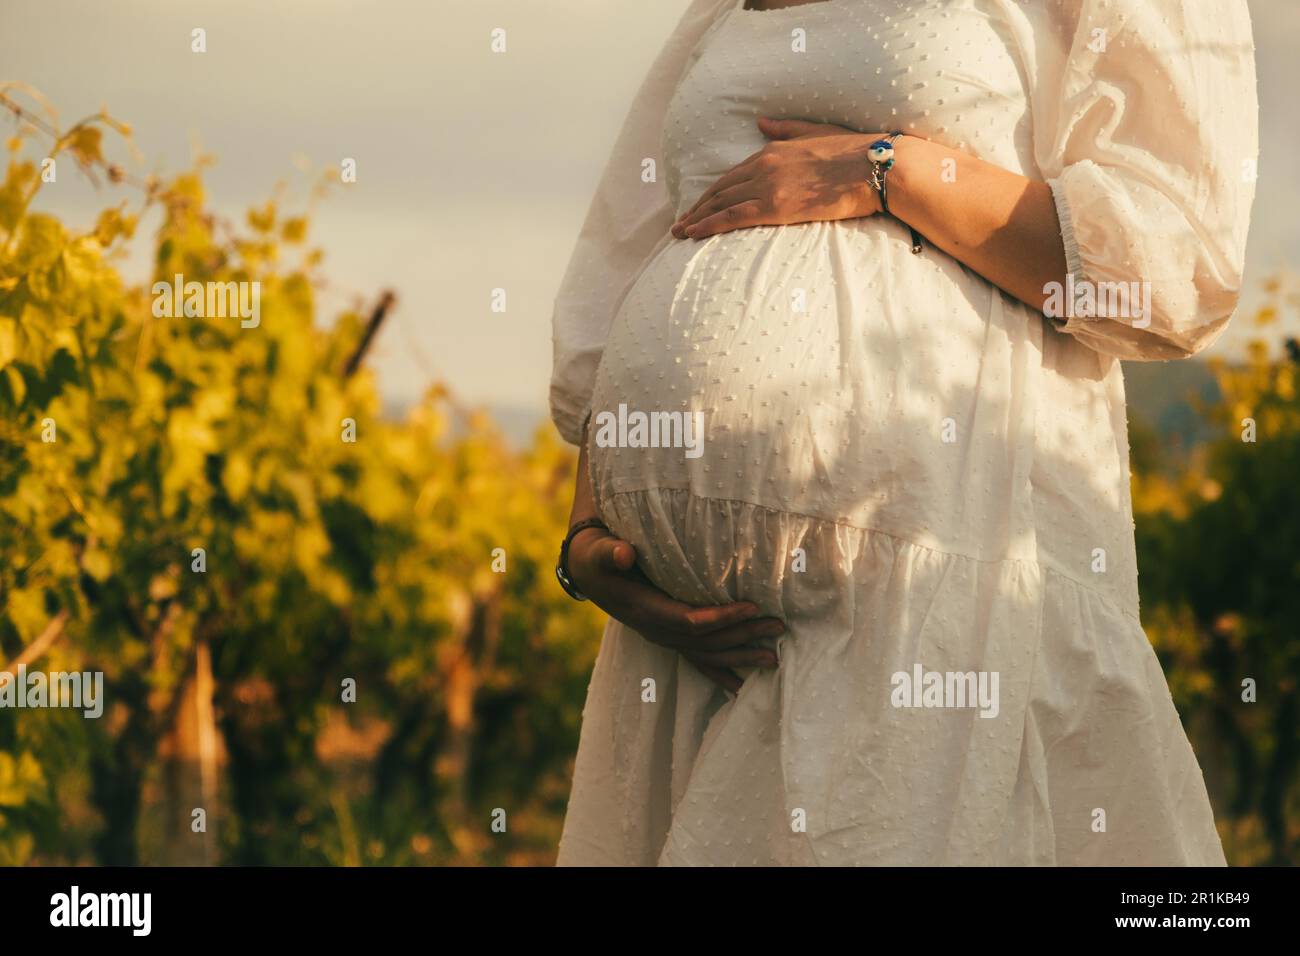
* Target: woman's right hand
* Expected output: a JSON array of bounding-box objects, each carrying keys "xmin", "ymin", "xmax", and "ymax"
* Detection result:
[{"xmin": 567, "ymin": 524, "xmax": 785, "ymax": 694}]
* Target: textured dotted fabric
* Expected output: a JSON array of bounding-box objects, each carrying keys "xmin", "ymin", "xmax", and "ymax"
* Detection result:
[{"xmin": 554, "ymin": 0, "xmax": 1256, "ymax": 866}]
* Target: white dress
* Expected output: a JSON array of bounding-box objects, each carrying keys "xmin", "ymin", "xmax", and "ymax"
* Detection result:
[{"xmin": 549, "ymin": 0, "xmax": 1257, "ymax": 866}]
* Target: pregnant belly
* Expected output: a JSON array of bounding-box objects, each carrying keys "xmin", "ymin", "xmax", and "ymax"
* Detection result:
[{"xmin": 587, "ymin": 216, "xmax": 1035, "ymax": 557}]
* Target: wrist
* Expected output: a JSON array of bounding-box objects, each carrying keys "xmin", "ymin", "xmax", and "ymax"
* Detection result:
[
  {"xmin": 884, "ymin": 133, "xmax": 919, "ymax": 216},
  {"xmin": 856, "ymin": 138, "xmax": 885, "ymax": 217},
  {"xmin": 568, "ymin": 521, "xmax": 605, "ymax": 549},
  {"xmin": 556, "ymin": 516, "xmax": 608, "ymax": 601},
  {"xmin": 866, "ymin": 132, "xmax": 926, "ymax": 254}
]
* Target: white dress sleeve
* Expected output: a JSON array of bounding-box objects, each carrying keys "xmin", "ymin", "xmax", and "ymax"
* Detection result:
[
  {"xmin": 1033, "ymin": 0, "xmax": 1259, "ymax": 361},
  {"xmin": 549, "ymin": 0, "xmax": 735, "ymax": 445}
]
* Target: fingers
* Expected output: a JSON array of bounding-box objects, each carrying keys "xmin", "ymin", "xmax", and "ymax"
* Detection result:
[
  {"xmin": 672, "ymin": 164, "xmax": 759, "ymax": 236},
  {"xmin": 567, "ymin": 529, "xmax": 637, "ymax": 601},
  {"xmin": 758, "ymin": 116, "xmax": 850, "ymax": 140},
  {"xmin": 685, "ymin": 645, "xmax": 780, "ymax": 670},
  {"xmin": 758, "ymin": 116, "xmax": 814, "ymax": 140},
  {"xmin": 679, "ymin": 601, "xmax": 766, "ymax": 636},
  {"xmin": 627, "ymin": 586, "xmax": 784, "ymax": 652},
  {"xmin": 581, "ymin": 554, "xmax": 785, "ymax": 650},
  {"xmin": 671, "ymin": 118, "xmax": 851, "ymax": 240},
  {"xmin": 682, "ymin": 200, "xmax": 769, "ymax": 240},
  {"xmin": 602, "ymin": 571, "xmax": 754, "ymax": 642},
  {"xmin": 568, "ymin": 529, "xmax": 788, "ymax": 662},
  {"xmin": 679, "ymin": 652, "xmax": 743, "ymax": 694},
  {"xmin": 685, "ymin": 615, "xmax": 786, "ymax": 652},
  {"xmin": 588, "ymin": 532, "xmax": 636, "ymax": 573},
  {"xmin": 675, "ymin": 181, "xmax": 764, "ymax": 234}
]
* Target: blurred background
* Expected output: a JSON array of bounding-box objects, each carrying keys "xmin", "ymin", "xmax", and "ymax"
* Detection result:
[{"xmin": 0, "ymin": 0, "xmax": 1297, "ymax": 865}]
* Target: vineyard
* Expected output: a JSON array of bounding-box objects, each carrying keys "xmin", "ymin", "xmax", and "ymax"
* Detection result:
[
  {"xmin": 0, "ymin": 95, "xmax": 604, "ymax": 865},
  {"xmin": 0, "ymin": 93, "xmax": 1297, "ymax": 865}
]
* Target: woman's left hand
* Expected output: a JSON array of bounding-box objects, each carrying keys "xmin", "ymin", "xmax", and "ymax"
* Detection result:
[{"xmin": 671, "ymin": 117, "xmax": 883, "ymax": 241}]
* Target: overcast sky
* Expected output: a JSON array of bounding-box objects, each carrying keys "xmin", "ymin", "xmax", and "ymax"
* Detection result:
[{"xmin": 4, "ymin": 0, "xmax": 1297, "ymax": 419}]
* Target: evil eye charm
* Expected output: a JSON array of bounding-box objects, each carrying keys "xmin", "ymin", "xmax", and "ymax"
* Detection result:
[{"xmin": 868, "ymin": 139, "xmax": 895, "ymax": 165}]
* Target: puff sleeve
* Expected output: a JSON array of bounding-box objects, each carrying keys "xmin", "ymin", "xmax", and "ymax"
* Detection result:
[
  {"xmin": 1033, "ymin": 0, "xmax": 1259, "ymax": 360},
  {"xmin": 548, "ymin": 0, "xmax": 734, "ymax": 444}
]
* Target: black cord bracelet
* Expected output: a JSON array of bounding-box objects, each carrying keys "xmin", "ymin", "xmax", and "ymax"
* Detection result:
[
  {"xmin": 555, "ymin": 517, "xmax": 609, "ymax": 601},
  {"xmin": 867, "ymin": 132, "xmax": 925, "ymax": 254}
]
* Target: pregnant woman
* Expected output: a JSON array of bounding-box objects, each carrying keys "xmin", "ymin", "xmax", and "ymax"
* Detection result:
[{"xmin": 549, "ymin": 0, "xmax": 1257, "ymax": 865}]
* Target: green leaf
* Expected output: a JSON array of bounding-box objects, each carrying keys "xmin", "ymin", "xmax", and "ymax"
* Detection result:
[
  {"xmin": 0, "ymin": 752, "xmax": 45, "ymax": 808},
  {"xmin": 0, "ymin": 316, "xmax": 15, "ymax": 367},
  {"xmin": 80, "ymin": 546, "xmax": 112, "ymax": 582},
  {"xmin": 2, "ymin": 364, "xmax": 25, "ymax": 406}
]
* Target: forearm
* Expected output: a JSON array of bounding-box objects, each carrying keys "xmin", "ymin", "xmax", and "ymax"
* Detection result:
[
  {"xmin": 885, "ymin": 136, "xmax": 1067, "ymax": 313},
  {"xmin": 568, "ymin": 426, "xmax": 598, "ymax": 527}
]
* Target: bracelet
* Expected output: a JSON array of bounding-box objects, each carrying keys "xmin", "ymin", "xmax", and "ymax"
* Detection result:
[
  {"xmin": 867, "ymin": 132, "xmax": 924, "ymax": 255},
  {"xmin": 555, "ymin": 517, "xmax": 609, "ymax": 601}
]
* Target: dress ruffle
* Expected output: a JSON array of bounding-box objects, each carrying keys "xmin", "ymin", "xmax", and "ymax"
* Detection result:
[{"xmin": 558, "ymin": 490, "xmax": 1224, "ymax": 866}]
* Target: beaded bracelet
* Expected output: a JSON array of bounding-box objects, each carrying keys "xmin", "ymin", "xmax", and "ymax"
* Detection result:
[{"xmin": 867, "ymin": 132, "xmax": 924, "ymax": 254}]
